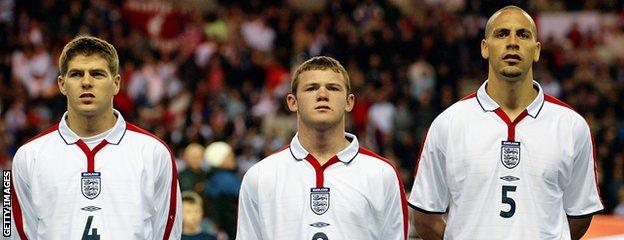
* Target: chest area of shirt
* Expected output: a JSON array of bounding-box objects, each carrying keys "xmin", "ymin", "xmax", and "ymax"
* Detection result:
[
  {"xmin": 448, "ymin": 113, "xmax": 574, "ymax": 163},
  {"xmin": 36, "ymin": 142, "xmax": 148, "ymax": 171},
  {"xmin": 266, "ymin": 160, "xmax": 379, "ymax": 192},
  {"xmin": 31, "ymin": 143, "xmax": 149, "ymax": 198},
  {"xmin": 257, "ymin": 161, "xmax": 380, "ymax": 219},
  {"xmin": 445, "ymin": 116, "xmax": 575, "ymax": 188}
]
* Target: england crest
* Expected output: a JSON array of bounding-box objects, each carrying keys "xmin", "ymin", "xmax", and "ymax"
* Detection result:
[
  {"xmin": 310, "ymin": 188, "xmax": 330, "ymax": 215},
  {"xmin": 501, "ymin": 141, "xmax": 520, "ymax": 169},
  {"xmin": 81, "ymin": 172, "xmax": 101, "ymax": 200}
]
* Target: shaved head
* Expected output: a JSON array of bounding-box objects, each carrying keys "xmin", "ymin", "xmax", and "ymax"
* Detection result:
[{"xmin": 485, "ymin": 6, "xmax": 537, "ymax": 40}]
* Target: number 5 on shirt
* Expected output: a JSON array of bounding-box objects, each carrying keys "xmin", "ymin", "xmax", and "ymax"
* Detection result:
[{"xmin": 500, "ymin": 185, "xmax": 517, "ymax": 218}]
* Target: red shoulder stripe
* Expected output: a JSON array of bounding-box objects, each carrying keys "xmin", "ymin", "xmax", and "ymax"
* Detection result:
[
  {"xmin": 11, "ymin": 177, "xmax": 28, "ymax": 239},
  {"xmin": 126, "ymin": 123, "xmax": 178, "ymax": 240},
  {"xmin": 358, "ymin": 148, "xmax": 409, "ymax": 240},
  {"xmin": 24, "ymin": 124, "xmax": 59, "ymax": 145},
  {"xmin": 460, "ymin": 92, "xmax": 477, "ymax": 101},
  {"xmin": 272, "ymin": 145, "xmax": 290, "ymax": 156},
  {"xmin": 544, "ymin": 95, "xmax": 574, "ymax": 110}
]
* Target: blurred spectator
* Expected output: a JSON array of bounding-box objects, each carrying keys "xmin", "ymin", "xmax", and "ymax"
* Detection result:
[
  {"xmin": 203, "ymin": 141, "xmax": 240, "ymax": 239},
  {"xmin": 366, "ymin": 86, "xmax": 396, "ymax": 154},
  {"xmin": 181, "ymin": 191, "xmax": 217, "ymax": 240},
  {"xmin": 179, "ymin": 143, "xmax": 207, "ymax": 193},
  {"xmin": 540, "ymin": 70, "xmax": 562, "ymax": 97},
  {"xmin": 407, "ymin": 56, "xmax": 436, "ymax": 100},
  {"xmin": 240, "ymin": 12, "xmax": 275, "ymax": 52}
]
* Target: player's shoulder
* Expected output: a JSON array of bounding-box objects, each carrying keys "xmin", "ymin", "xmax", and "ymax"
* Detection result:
[
  {"xmin": 356, "ymin": 147, "xmax": 398, "ymax": 170},
  {"xmin": 124, "ymin": 122, "xmax": 170, "ymax": 147},
  {"xmin": 447, "ymin": 91, "xmax": 480, "ymax": 114},
  {"xmin": 17, "ymin": 123, "xmax": 60, "ymax": 152},
  {"xmin": 427, "ymin": 92, "xmax": 477, "ymax": 129},
  {"xmin": 541, "ymin": 95, "xmax": 592, "ymax": 135},
  {"xmin": 355, "ymin": 148, "xmax": 403, "ymax": 185},
  {"xmin": 243, "ymin": 145, "xmax": 290, "ymax": 179},
  {"xmin": 251, "ymin": 145, "xmax": 291, "ymax": 169},
  {"xmin": 542, "ymin": 94, "xmax": 586, "ymax": 121}
]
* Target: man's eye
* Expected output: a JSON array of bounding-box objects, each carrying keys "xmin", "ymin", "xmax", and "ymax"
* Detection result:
[
  {"xmin": 519, "ymin": 33, "xmax": 530, "ymax": 39},
  {"xmin": 496, "ymin": 32, "xmax": 507, "ymax": 38},
  {"xmin": 69, "ymin": 72, "xmax": 81, "ymax": 77}
]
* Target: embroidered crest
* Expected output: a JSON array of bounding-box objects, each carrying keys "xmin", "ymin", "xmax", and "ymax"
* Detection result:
[
  {"xmin": 310, "ymin": 188, "xmax": 330, "ymax": 215},
  {"xmin": 501, "ymin": 141, "xmax": 520, "ymax": 169},
  {"xmin": 81, "ymin": 172, "xmax": 101, "ymax": 200}
]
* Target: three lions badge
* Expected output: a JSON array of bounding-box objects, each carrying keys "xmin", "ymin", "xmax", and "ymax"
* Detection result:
[
  {"xmin": 310, "ymin": 188, "xmax": 330, "ymax": 215},
  {"xmin": 81, "ymin": 172, "xmax": 101, "ymax": 200},
  {"xmin": 501, "ymin": 141, "xmax": 521, "ymax": 169}
]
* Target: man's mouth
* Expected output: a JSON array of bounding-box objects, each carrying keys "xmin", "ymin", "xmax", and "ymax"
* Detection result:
[
  {"xmin": 80, "ymin": 93, "xmax": 95, "ymax": 98},
  {"xmin": 503, "ymin": 54, "xmax": 522, "ymax": 61},
  {"xmin": 315, "ymin": 106, "xmax": 331, "ymax": 110}
]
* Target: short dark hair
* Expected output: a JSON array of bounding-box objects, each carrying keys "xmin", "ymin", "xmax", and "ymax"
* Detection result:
[
  {"xmin": 58, "ymin": 35, "xmax": 119, "ymax": 77},
  {"xmin": 291, "ymin": 56, "xmax": 350, "ymax": 95},
  {"xmin": 181, "ymin": 191, "xmax": 203, "ymax": 206},
  {"xmin": 484, "ymin": 5, "xmax": 537, "ymax": 40}
]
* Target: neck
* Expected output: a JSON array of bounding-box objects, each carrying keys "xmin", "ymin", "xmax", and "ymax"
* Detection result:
[
  {"xmin": 182, "ymin": 224, "xmax": 201, "ymax": 235},
  {"xmin": 66, "ymin": 109, "xmax": 117, "ymax": 137},
  {"xmin": 297, "ymin": 124, "xmax": 349, "ymax": 165},
  {"xmin": 486, "ymin": 74, "xmax": 537, "ymax": 121}
]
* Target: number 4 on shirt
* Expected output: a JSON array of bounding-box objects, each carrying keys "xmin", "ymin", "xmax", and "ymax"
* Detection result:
[{"xmin": 82, "ymin": 216, "xmax": 100, "ymax": 240}]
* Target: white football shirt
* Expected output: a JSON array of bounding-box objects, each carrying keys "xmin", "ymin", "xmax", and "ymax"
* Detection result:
[
  {"xmin": 236, "ymin": 133, "xmax": 408, "ymax": 240},
  {"xmin": 11, "ymin": 110, "xmax": 182, "ymax": 239},
  {"xmin": 409, "ymin": 81, "xmax": 603, "ymax": 239}
]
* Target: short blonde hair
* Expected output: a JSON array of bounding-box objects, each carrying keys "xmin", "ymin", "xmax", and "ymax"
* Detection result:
[
  {"xmin": 58, "ymin": 35, "xmax": 119, "ymax": 77},
  {"xmin": 291, "ymin": 56, "xmax": 350, "ymax": 95}
]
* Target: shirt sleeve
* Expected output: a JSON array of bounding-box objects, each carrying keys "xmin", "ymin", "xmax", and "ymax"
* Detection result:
[
  {"xmin": 408, "ymin": 116, "xmax": 449, "ymax": 213},
  {"xmin": 380, "ymin": 164, "xmax": 408, "ymax": 240},
  {"xmin": 11, "ymin": 147, "xmax": 37, "ymax": 239},
  {"xmin": 152, "ymin": 144, "xmax": 182, "ymax": 240},
  {"xmin": 236, "ymin": 165, "xmax": 263, "ymax": 240},
  {"xmin": 563, "ymin": 118, "xmax": 603, "ymax": 217}
]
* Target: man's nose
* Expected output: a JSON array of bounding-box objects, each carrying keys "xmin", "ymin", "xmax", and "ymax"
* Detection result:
[
  {"xmin": 80, "ymin": 74, "xmax": 94, "ymax": 88},
  {"xmin": 506, "ymin": 34, "xmax": 520, "ymax": 50},
  {"xmin": 316, "ymin": 87, "xmax": 329, "ymax": 100}
]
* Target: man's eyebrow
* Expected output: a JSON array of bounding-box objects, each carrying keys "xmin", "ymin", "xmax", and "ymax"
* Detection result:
[{"xmin": 516, "ymin": 28, "xmax": 532, "ymax": 34}]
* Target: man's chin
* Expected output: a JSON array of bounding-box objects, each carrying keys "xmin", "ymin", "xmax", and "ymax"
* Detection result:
[
  {"xmin": 74, "ymin": 107, "xmax": 100, "ymax": 117},
  {"xmin": 305, "ymin": 119, "xmax": 340, "ymax": 131},
  {"xmin": 500, "ymin": 67, "xmax": 522, "ymax": 78}
]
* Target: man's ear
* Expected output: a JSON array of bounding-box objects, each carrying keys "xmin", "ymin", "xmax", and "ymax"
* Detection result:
[
  {"xmin": 345, "ymin": 93, "xmax": 355, "ymax": 112},
  {"xmin": 113, "ymin": 74, "xmax": 121, "ymax": 95},
  {"xmin": 533, "ymin": 41, "xmax": 541, "ymax": 62},
  {"xmin": 58, "ymin": 76, "xmax": 67, "ymax": 95},
  {"xmin": 481, "ymin": 39, "xmax": 489, "ymax": 59},
  {"xmin": 286, "ymin": 93, "xmax": 298, "ymax": 112}
]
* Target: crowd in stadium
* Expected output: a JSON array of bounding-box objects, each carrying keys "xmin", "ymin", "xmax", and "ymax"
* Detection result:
[{"xmin": 1, "ymin": 0, "xmax": 623, "ymax": 238}]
